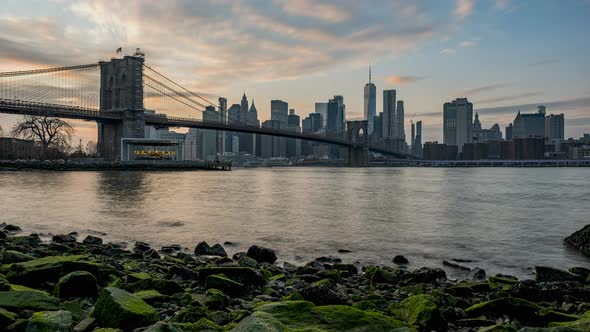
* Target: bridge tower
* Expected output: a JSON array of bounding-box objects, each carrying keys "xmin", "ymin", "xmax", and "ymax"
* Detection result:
[
  {"xmin": 346, "ymin": 120, "xmax": 369, "ymax": 167},
  {"xmin": 98, "ymin": 56, "xmax": 145, "ymax": 160}
]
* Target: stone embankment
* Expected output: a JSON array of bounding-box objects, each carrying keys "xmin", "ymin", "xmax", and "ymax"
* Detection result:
[
  {"xmin": 1, "ymin": 223, "xmax": 590, "ymax": 331},
  {"xmin": 0, "ymin": 160, "xmax": 231, "ymax": 171}
]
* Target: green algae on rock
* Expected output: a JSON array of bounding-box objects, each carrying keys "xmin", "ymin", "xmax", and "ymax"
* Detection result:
[
  {"xmin": 390, "ymin": 294, "xmax": 447, "ymax": 331},
  {"xmin": 92, "ymin": 287, "xmax": 158, "ymax": 330},
  {"xmin": 26, "ymin": 310, "xmax": 73, "ymax": 332},
  {"xmin": 55, "ymin": 271, "xmax": 98, "ymax": 298},
  {"xmin": 0, "ymin": 291, "xmax": 59, "ymax": 311}
]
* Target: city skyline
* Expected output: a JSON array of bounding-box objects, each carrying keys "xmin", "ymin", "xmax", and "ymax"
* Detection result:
[{"xmin": 0, "ymin": 0, "xmax": 589, "ymax": 144}]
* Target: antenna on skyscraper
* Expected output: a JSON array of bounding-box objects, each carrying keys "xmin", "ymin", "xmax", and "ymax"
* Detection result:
[{"xmin": 369, "ymin": 65, "xmax": 372, "ymax": 84}]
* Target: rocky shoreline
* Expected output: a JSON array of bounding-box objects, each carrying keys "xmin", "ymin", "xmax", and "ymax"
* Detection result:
[{"xmin": 1, "ymin": 223, "xmax": 590, "ymax": 332}]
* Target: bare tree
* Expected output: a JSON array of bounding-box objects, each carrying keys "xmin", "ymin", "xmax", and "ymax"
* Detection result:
[
  {"xmin": 11, "ymin": 115, "xmax": 74, "ymax": 158},
  {"xmin": 85, "ymin": 141, "xmax": 98, "ymax": 157}
]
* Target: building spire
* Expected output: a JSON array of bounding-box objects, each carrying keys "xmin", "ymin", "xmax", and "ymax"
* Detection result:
[{"xmin": 369, "ymin": 65, "xmax": 372, "ymax": 84}]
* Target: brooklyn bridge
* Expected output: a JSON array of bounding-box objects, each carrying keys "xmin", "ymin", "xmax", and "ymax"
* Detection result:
[{"xmin": 0, "ymin": 54, "xmax": 415, "ymax": 166}]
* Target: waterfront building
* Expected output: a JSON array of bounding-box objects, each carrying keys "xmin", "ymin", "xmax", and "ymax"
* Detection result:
[
  {"xmin": 373, "ymin": 113, "xmax": 383, "ymax": 140},
  {"xmin": 411, "ymin": 120, "xmax": 423, "ymax": 157},
  {"xmin": 218, "ymin": 97, "xmax": 227, "ymax": 157},
  {"xmin": 396, "ymin": 100, "xmax": 405, "ymax": 141},
  {"xmin": 472, "ymin": 113, "xmax": 502, "ymax": 142},
  {"xmin": 332, "ymin": 95, "xmax": 345, "ymax": 131},
  {"xmin": 423, "ymin": 142, "xmax": 458, "ymax": 160},
  {"xmin": 202, "ymin": 106, "xmax": 219, "ymax": 160},
  {"xmin": 545, "ymin": 113, "xmax": 565, "ymax": 141},
  {"xmin": 512, "ymin": 107, "xmax": 545, "ymax": 139},
  {"xmin": 0, "ymin": 137, "xmax": 35, "ymax": 160},
  {"xmin": 382, "ymin": 90, "xmax": 396, "ymax": 138},
  {"xmin": 287, "ymin": 109, "xmax": 301, "ymax": 157},
  {"xmin": 505, "ymin": 123, "xmax": 513, "ymax": 141},
  {"xmin": 260, "ymin": 120, "xmax": 285, "ymax": 158},
  {"xmin": 443, "ymin": 98, "xmax": 473, "ymax": 152},
  {"xmin": 364, "ymin": 67, "xmax": 376, "ymax": 134},
  {"xmin": 326, "ymin": 98, "xmax": 339, "ymax": 132},
  {"xmin": 184, "ymin": 128, "xmax": 202, "ymax": 161}
]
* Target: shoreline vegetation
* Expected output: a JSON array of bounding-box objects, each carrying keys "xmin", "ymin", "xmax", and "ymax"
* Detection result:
[{"xmin": 0, "ymin": 223, "xmax": 589, "ymax": 331}]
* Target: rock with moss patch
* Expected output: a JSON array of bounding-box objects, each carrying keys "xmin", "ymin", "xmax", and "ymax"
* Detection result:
[
  {"xmin": 124, "ymin": 277, "xmax": 183, "ymax": 296},
  {"xmin": 390, "ymin": 294, "xmax": 447, "ymax": 331},
  {"xmin": 197, "ymin": 267, "xmax": 265, "ymax": 288},
  {"xmin": 300, "ymin": 278, "xmax": 344, "ymax": 305},
  {"xmin": 56, "ymin": 271, "xmax": 98, "ymax": 299},
  {"xmin": 0, "ymin": 308, "xmax": 17, "ymax": 329},
  {"xmin": 465, "ymin": 297, "xmax": 541, "ymax": 324},
  {"xmin": 204, "ymin": 289, "xmax": 228, "ymax": 310},
  {"xmin": 363, "ymin": 266, "xmax": 400, "ymax": 284},
  {"xmin": 171, "ymin": 304, "xmax": 207, "ymax": 323},
  {"xmin": 233, "ymin": 300, "xmax": 407, "ymax": 331},
  {"xmin": 4, "ymin": 255, "xmax": 114, "ymax": 288},
  {"xmin": 26, "ymin": 310, "xmax": 72, "ymax": 332},
  {"xmin": 91, "ymin": 287, "xmax": 158, "ymax": 330},
  {"xmin": 478, "ymin": 324, "xmax": 518, "ymax": 331},
  {"xmin": 0, "ymin": 250, "xmax": 34, "ymax": 264},
  {"xmin": 535, "ymin": 266, "xmax": 580, "ymax": 282},
  {"xmin": 205, "ymin": 274, "xmax": 245, "ymax": 297},
  {"xmin": 134, "ymin": 290, "xmax": 168, "ymax": 305},
  {"xmin": 246, "ymin": 245, "xmax": 277, "ymax": 264},
  {"xmin": 194, "ymin": 242, "xmax": 227, "ymax": 257},
  {"xmin": 564, "ymin": 224, "xmax": 590, "ymax": 257},
  {"xmin": 0, "ymin": 291, "xmax": 59, "ymax": 311}
]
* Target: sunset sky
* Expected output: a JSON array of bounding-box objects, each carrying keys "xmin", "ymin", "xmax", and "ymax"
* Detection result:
[{"xmin": 0, "ymin": 0, "xmax": 589, "ymax": 143}]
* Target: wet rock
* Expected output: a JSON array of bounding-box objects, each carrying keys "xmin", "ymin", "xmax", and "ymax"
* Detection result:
[
  {"xmin": 283, "ymin": 262, "xmax": 298, "ymax": 273},
  {"xmin": 0, "ymin": 250, "xmax": 34, "ymax": 264},
  {"xmin": 2, "ymin": 224, "xmax": 21, "ymax": 233},
  {"xmin": 204, "ymin": 288, "xmax": 228, "ymax": 310},
  {"xmin": 510, "ymin": 280, "xmax": 590, "ymax": 303},
  {"xmin": 314, "ymin": 256, "xmax": 342, "ymax": 264},
  {"xmin": 337, "ymin": 249, "xmax": 352, "ymax": 253},
  {"xmin": 134, "ymin": 290, "xmax": 168, "ymax": 305},
  {"xmin": 232, "ymin": 301, "xmax": 407, "ymax": 331},
  {"xmin": 55, "ymin": 271, "xmax": 98, "ymax": 299},
  {"xmin": 198, "ymin": 267, "xmax": 266, "ymax": 287},
  {"xmin": 464, "ymin": 297, "xmax": 541, "ymax": 324},
  {"xmin": 300, "ymin": 279, "xmax": 344, "ymax": 305},
  {"xmin": 363, "ymin": 266, "xmax": 400, "ymax": 284},
  {"xmin": 443, "ymin": 260, "xmax": 471, "ymax": 271},
  {"xmin": 52, "ymin": 233, "xmax": 77, "ymax": 243},
  {"xmin": 124, "ymin": 277, "xmax": 184, "ymax": 296},
  {"xmin": 205, "ymin": 274, "xmax": 245, "ymax": 297},
  {"xmin": 405, "ymin": 267, "xmax": 447, "ymax": 283},
  {"xmin": 92, "ymin": 287, "xmax": 158, "ymax": 330},
  {"xmin": 247, "ymin": 245, "xmax": 277, "ymax": 264},
  {"xmin": 393, "ymin": 255, "xmax": 410, "ymax": 265},
  {"xmin": 26, "ymin": 310, "xmax": 72, "ymax": 332},
  {"xmin": 134, "ymin": 241, "xmax": 152, "ymax": 253},
  {"xmin": 194, "ymin": 241, "xmax": 227, "ymax": 257},
  {"xmin": 171, "ymin": 304, "xmax": 207, "ymax": 323},
  {"xmin": 0, "ymin": 308, "xmax": 16, "ymax": 329},
  {"xmin": 73, "ymin": 317, "xmax": 95, "ymax": 332},
  {"xmin": 564, "ymin": 224, "xmax": 590, "ymax": 257},
  {"xmin": 82, "ymin": 235, "xmax": 103, "ymax": 245},
  {"xmin": 0, "ymin": 291, "xmax": 59, "ymax": 311},
  {"xmin": 535, "ymin": 266, "xmax": 580, "ymax": 282},
  {"xmin": 569, "ymin": 266, "xmax": 590, "ymax": 279},
  {"xmin": 390, "ymin": 294, "xmax": 447, "ymax": 331},
  {"xmin": 10, "ymin": 234, "xmax": 41, "ymax": 247},
  {"xmin": 468, "ymin": 267, "xmax": 487, "ymax": 280}
]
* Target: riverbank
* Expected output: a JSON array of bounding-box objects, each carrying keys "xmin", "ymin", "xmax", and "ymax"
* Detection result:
[
  {"xmin": 0, "ymin": 160, "xmax": 232, "ymax": 171},
  {"xmin": 1, "ymin": 223, "xmax": 590, "ymax": 331}
]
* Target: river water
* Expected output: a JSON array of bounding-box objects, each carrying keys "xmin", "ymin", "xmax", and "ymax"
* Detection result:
[{"xmin": 1, "ymin": 168, "xmax": 588, "ymax": 278}]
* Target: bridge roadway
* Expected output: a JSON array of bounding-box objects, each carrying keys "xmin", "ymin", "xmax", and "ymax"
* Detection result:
[{"xmin": 0, "ymin": 98, "xmax": 414, "ymax": 159}]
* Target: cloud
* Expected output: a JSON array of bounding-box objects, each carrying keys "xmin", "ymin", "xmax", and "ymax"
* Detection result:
[
  {"xmin": 528, "ymin": 58, "xmax": 560, "ymax": 67},
  {"xmin": 277, "ymin": 0, "xmax": 351, "ymax": 23},
  {"xmin": 455, "ymin": 83, "xmax": 510, "ymax": 96},
  {"xmin": 460, "ymin": 40, "xmax": 476, "ymax": 47},
  {"xmin": 454, "ymin": 0, "xmax": 475, "ymax": 19},
  {"xmin": 495, "ymin": 0, "xmax": 510, "ymax": 10},
  {"xmin": 475, "ymin": 92, "xmax": 544, "ymax": 105},
  {"xmin": 385, "ymin": 75, "xmax": 427, "ymax": 85},
  {"xmin": 440, "ymin": 48, "xmax": 456, "ymax": 55},
  {"xmin": 477, "ymin": 96, "xmax": 590, "ymax": 115}
]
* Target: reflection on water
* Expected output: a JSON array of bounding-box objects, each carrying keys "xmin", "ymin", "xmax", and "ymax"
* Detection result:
[{"xmin": 0, "ymin": 168, "xmax": 588, "ymax": 278}]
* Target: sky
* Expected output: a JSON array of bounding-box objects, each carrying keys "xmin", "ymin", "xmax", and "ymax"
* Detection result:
[{"xmin": 0, "ymin": 0, "xmax": 589, "ymax": 144}]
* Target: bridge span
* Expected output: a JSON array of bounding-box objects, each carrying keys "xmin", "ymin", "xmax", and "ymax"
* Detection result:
[{"xmin": 0, "ymin": 55, "xmax": 416, "ymax": 165}]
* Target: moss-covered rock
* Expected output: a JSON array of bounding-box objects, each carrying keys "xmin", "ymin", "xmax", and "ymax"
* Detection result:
[
  {"xmin": 0, "ymin": 291, "xmax": 59, "ymax": 311},
  {"xmin": 300, "ymin": 278, "xmax": 344, "ymax": 305},
  {"xmin": 203, "ymin": 289, "xmax": 228, "ymax": 310},
  {"xmin": 205, "ymin": 274, "xmax": 244, "ymax": 297},
  {"xmin": 0, "ymin": 250, "xmax": 34, "ymax": 264},
  {"xmin": 281, "ymin": 292, "xmax": 303, "ymax": 301},
  {"xmin": 91, "ymin": 287, "xmax": 158, "ymax": 330},
  {"xmin": 4, "ymin": 255, "xmax": 114, "ymax": 288},
  {"xmin": 8, "ymin": 283, "xmax": 49, "ymax": 295},
  {"xmin": 477, "ymin": 324, "xmax": 518, "ymax": 331},
  {"xmin": 124, "ymin": 277, "xmax": 183, "ymax": 296},
  {"xmin": 0, "ymin": 308, "xmax": 17, "ymax": 329},
  {"xmin": 535, "ymin": 266, "xmax": 580, "ymax": 282},
  {"xmin": 171, "ymin": 304, "xmax": 207, "ymax": 323},
  {"xmin": 363, "ymin": 266, "xmax": 399, "ymax": 284},
  {"xmin": 191, "ymin": 318, "xmax": 223, "ymax": 331},
  {"xmin": 26, "ymin": 310, "xmax": 73, "ymax": 332},
  {"xmin": 488, "ymin": 275, "xmax": 518, "ymax": 291},
  {"xmin": 197, "ymin": 267, "xmax": 266, "ymax": 288},
  {"xmin": 134, "ymin": 290, "xmax": 168, "ymax": 305},
  {"xmin": 55, "ymin": 271, "xmax": 98, "ymax": 298},
  {"xmin": 465, "ymin": 297, "xmax": 541, "ymax": 324},
  {"xmin": 232, "ymin": 300, "xmax": 408, "ymax": 331},
  {"xmin": 390, "ymin": 294, "xmax": 447, "ymax": 331}
]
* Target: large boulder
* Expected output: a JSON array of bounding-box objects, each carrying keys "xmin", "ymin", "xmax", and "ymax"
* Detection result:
[
  {"xmin": 0, "ymin": 250, "xmax": 34, "ymax": 264},
  {"xmin": 82, "ymin": 235, "xmax": 103, "ymax": 245},
  {"xmin": 55, "ymin": 271, "xmax": 98, "ymax": 298},
  {"xmin": 194, "ymin": 242, "xmax": 227, "ymax": 257},
  {"xmin": 124, "ymin": 277, "xmax": 184, "ymax": 296},
  {"xmin": 204, "ymin": 289, "xmax": 228, "ymax": 310},
  {"xmin": 535, "ymin": 266, "xmax": 580, "ymax": 282},
  {"xmin": 26, "ymin": 310, "xmax": 73, "ymax": 332},
  {"xmin": 564, "ymin": 224, "xmax": 590, "ymax": 257},
  {"xmin": 0, "ymin": 291, "xmax": 59, "ymax": 311},
  {"xmin": 390, "ymin": 294, "xmax": 447, "ymax": 331},
  {"xmin": 404, "ymin": 267, "xmax": 447, "ymax": 283},
  {"xmin": 92, "ymin": 287, "xmax": 158, "ymax": 330},
  {"xmin": 300, "ymin": 279, "xmax": 344, "ymax": 305},
  {"xmin": 246, "ymin": 245, "xmax": 277, "ymax": 264},
  {"xmin": 232, "ymin": 301, "xmax": 407, "ymax": 331},
  {"xmin": 3, "ymin": 255, "xmax": 114, "ymax": 288},
  {"xmin": 363, "ymin": 266, "xmax": 400, "ymax": 284}
]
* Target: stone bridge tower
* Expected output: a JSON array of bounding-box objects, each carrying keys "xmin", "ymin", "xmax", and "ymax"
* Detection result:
[
  {"xmin": 346, "ymin": 120, "xmax": 368, "ymax": 167},
  {"xmin": 98, "ymin": 56, "xmax": 145, "ymax": 160}
]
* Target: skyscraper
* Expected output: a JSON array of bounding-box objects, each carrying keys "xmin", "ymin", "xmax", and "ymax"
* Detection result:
[
  {"xmin": 240, "ymin": 93, "xmax": 249, "ymax": 123},
  {"xmin": 382, "ymin": 90, "xmax": 396, "ymax": 138},
  {"xmin": 396, "ymin": 100, "xmax": 405, "ymax": 141},
  {"xmin": 443, "ymin": 98, "xmax": 473, "ymax": 151},
  {"xmin": 364, "ymin": 66, "xmax": 376, "ymax": 134},
  {"xmin": 512, "ymin": 108, "xmax": 545, "ymax": 139},
  {"xmin": 271, "ymin": 100, "xmax": 289, "ymax": 126},
  {"xmin": 333, "ymin": 95, "xmax": 345, "ymax": 130},
  {"xmin": 545, "ymin": 113, "xmax": 564, "ymax": 140},
  {"xmin": 314, "ymin": 102, "xmax": 328, "ymax": 129}
]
